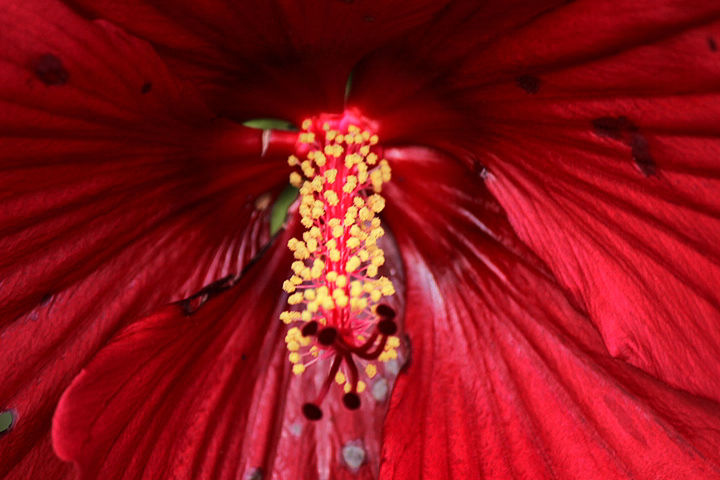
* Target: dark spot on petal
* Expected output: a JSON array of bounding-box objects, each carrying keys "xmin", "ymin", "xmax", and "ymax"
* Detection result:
[
  {"xmin": 33, "ymin": 54, "xmax": 68, "ymax": 86},
  {"xmin": 241, "ymin": 353, "xmax": 247, "ymax": 361},
  {"xmin": 516, "ymin": 74, "xmax": 541, "ymax": 94},
  {"xmin": 0, "ymin": 410, "xmax": 16, "ymax": 437},
  {"xmin": 709, "ymin": 36, "xmax": 718, "ymax": 52},
  {"xmin": 177, "ymin": 274, "xmax": 236, "ymax": 316},
  {"xmin": 592, "ymin": 116, "xmax": 636, "ymax": 140},
  {"xmin": 39, "ymin": 293, "xmax": 53, "ymax": 306},
  {"xmin": 175, "ymin": 242, "xmax": 272, "ymax": 315},
  {"xmin": 630, "ymin": 133, "xmax": 656, "ymax": 176},
  {"xmin": 363, "ymin": 15, "xmax": 375, "ymax": 22},
  {"xmin": 592, "ymin": 116, "xmax": 655, "ymax": 176},
  {"xmin": 141, "ymin": 81, "xmax": 153, "ymax": 94}
]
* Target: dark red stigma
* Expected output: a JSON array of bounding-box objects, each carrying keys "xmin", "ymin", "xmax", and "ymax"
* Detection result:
[
  {"xmin": 342, "ymin": 392, "xmax": 361, "ymax": 410},
  {"xmin": 301, "ymin": 320, "xmax": 319, "ymax": 337},
  {"xmin": 302, "ymin": 403, "xmax": 323, "ymax": 421},
  {"xmin": 299, "ymin": 311, "xmax": 399, "ymax": 419},
  {"xmin": 317, "ymin": 327, "xmax": 338, "ymax": 345},
  {"xmin": 377, "ymin": 318, "xmax": 397, "ymax": 335},
  {"xmin": 375, "ymin": 304, "xmax": 396, "ymax": 319}
]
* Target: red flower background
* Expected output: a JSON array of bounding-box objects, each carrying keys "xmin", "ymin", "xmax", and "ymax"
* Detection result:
[{"xmin": 2, "ymin": 0, "xmax": 720, "ymax": 478}]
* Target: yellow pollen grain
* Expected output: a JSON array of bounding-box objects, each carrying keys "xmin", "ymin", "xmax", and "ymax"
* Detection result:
[
  {"xmin": 293, "ymin": 364, "xmax": 306, "ymax": 375},
  {"xmin": 365, "ymin": 364, "xmax": 377, "ymax": 378}
]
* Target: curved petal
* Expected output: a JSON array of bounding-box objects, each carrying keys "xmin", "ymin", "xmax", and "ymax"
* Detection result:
[
  {"xmin": 354, "ymin": 0, "xmax": 720, "ymax": 401},
  {"xmin": 379, "ymin": 147, "xmax": 720, "ymax": 479},
  {"xmin": 468, "ymin": 2, "xmax": 720, "ymax": 401},
  {"xmin": 0, "ymin": 0, "xmax": 292, "ymax": 477},
  {"xmin": 63, "ymin": 0, "xmax": 450, "ymax": 122},
  {"xmin": 52, "ymin": 221, "xmax": 397, "ymax": 479}
]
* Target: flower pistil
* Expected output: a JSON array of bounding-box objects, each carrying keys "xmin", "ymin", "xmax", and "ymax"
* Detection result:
[{"xmin": 279, "ymin": 112, "xmax": 399, "ymax": 420}]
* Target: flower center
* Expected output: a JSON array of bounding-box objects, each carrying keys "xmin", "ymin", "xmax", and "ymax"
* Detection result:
[{"xmin": 279, "ymin": 111, "xmax": 399, "ymax": 420}]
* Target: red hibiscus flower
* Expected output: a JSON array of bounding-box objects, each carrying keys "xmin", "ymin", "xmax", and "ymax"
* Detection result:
[{"xmin": 2, "ymin": 0, "xmax": 720, "ymax": 478}]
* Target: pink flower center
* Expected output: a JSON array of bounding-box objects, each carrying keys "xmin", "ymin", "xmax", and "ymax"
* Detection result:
[{"xmin": 279, "ymin": 110, "xmax": 399, "ymax": 420}]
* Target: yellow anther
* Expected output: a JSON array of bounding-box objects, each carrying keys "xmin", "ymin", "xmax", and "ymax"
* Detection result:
[
  {"xmin": 367, "ymin": 265, "xmax": 378, "ymax": 277},
  {"xmin": 388, "ymin": 336, "xmax": 400, "ymax": 348},
  {"xmin": 370, "ymin": 169, "xmax": 383, "ymax": 192},
  {"xmin": 304, "ymin": 289, "xmax": 316, "ymax": 301},
  {"xmin": 324, "ymin": 190, "xmax": 339, "ymax": 206},
  {"xmin": 325, "ymin": 169, "xmax": 338, "ymax": 184},
  {"xmin": 322, "ymin": 296, "xmax": 335, "ymax": 310},
  {"xmin": 288, "ymin": 155, "xmax": 299, "ymax": 167},
  {"xmin": 366, "ymin": 152, "xmax": 378, "ymax": 165},
  {"xmin": 332, "ymin": 224, "xmax": 344, "ymax": 238},
  {"xmin": 282, "ymin": 280, "xmax": 296, "ymax": 293},
  {"xmin": 311, "ymin": 176, "xmax": 324, "ymax": 192},
  {"xmin": 350, "ymin": 281, "xmax": 363, "ymax": 298},
  {"xmin": 293, "ymin": 364, "xmax": 306, "ymax": 375},
  {"xmin": 346, "ymin": 237, "xmax": 360, "ymax": 249},
  {"xmin": 326, "ymin": 271, "xmax": 338, "ymax": 282},
  {"xmin": 357, "ymin": 381, "xmax": 367, "ymax": 393},
  {"xmin": 365, "ymin": 364, "xmax": 377, "ymax": 378},
  {"xmin": 326, "ymin": 238, "xmax": 337, "ymax": 250},
  {"xmin": 367, "ymin": 194, "xmax": 385, "ymax": 213},
  {"xmin": 353, "ymin": 197, "xmax": 365, "ymax": 208},
  {"xmin": 346, "ymin": 256, "xmax": 361, "ymax": 273},
  {"xmin": 343, "ymin": 175, "xmax": 358, "ymax": 194},
  {"xmin": 288, "ymin": 293, "xmax": 304, "ymax": 305},
  {"xmin": 306, "ymin": 238, "xmax": 318, "ymax": 253},
  {"xmin": 302, "ymin": 119, "xmax": 312, "ymax": 130},
  {"xmin": 335, "ymin": 371, "xmax": 346, "ymax": 384},
  {"xmin": 288, "ymin": 342, "xmax": 300, "ymax": 353},
  {"xmin": 359, "ymin": 207, "xmax": 373, "ymax": 222},
  {"xmin": 301, "ymin": 310, "xmax": 312, "ymax": 322},
  {"xmin": 336, "ymin": 275, "xmax": 348, "ymax": 288},
  {"xmin": 315, "ymin": 152, "xmax": 327, "ymax": 167},
  {"xmin": 370, "ymin": 134, "xmax": 379, "ymax": 145}
]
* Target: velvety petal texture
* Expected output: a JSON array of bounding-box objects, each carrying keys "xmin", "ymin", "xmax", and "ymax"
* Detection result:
[
  {"xmin": 53, "ymin": 223, "xmax": 401, "ymax": 479},
  {"xmin": 353, "ymin": 0, "xmax": 720, "ymax": 406},
  {"xmin": 63, "ymin": 0, "xmax": 450, "ymax": 122},
  {"xmin": 379, "ymin": 147, "xmax": 720, "ymax": 479},
  {"xmin": 0, "ymin": 0, "xmax": 292, "ymax": 477}
]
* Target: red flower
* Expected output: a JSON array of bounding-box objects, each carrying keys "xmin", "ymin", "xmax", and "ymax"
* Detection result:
[{"xmin": 2, "ymin": 0, "xmax": 720, "ymax": 478}]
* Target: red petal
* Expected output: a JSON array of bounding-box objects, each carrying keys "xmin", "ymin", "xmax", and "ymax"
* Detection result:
[
  {"xmin": 52, "ymin": 238, "xmax": 291, "ymax": 479},
  {"xmin": 355, "ymin": 0, "xmax": 720, "ymax": 405},
  {"xmin": 379, "ymin": 147, "xmax": 720, "ymax": 478},
  {"xmin": 465, "ymin": 3, "xmax": 720, "ymax": 401},
  {"xmin": 64, "ymin": 0, "xmax": 449, "ymax": 121},
  {"xmin": 0, "ymin": 1, "xmax": 291, "ymax": 476},
  {"xmin": 52, "ymin": 223, "xmax": 394, "ymax": 479}
]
